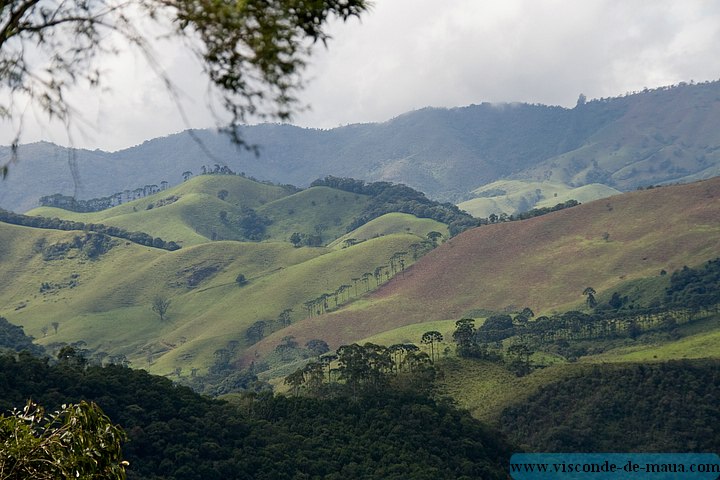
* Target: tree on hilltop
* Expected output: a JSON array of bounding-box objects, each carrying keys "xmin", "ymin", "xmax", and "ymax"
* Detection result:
[{"xmin": 583, "ymin": 287, "xmax": 597, "ymax": 309}]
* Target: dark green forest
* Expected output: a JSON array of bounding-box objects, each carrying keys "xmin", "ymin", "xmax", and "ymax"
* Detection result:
[
  {"xmin": 0, "ymin": 350, "xmax": 511, "ymax": 479},
  {"xmin": 500, "ymin": 360, "xmax": 720, "ymax": 452}
]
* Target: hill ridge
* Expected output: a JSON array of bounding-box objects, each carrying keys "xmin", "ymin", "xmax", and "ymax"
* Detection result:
[
  {"xmin": 3, "ymin": 80, "xmax": 720, "ymax": 212},
  {"xmin": 244, "ymin": 176, "xmax": 720, "ymax": 361}
]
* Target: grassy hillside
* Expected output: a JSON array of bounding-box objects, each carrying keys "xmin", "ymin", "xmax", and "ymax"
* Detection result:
[
  {"xmin": 0, "ymin": 215, "xmax": 426, "ymax": 376},
  {"xmin": 458, "ymin": 180, "xmax": 621, "ymax": 218},
  {"xmin": 258, "ymin": 186, "xmax": 372, "ymax": 243},
  {"xmin": 6, "ymin": 175, "xmax": 720, "ymax": 397},
  {"xmin": 247, "ymin": 177, "xmax": 720, "ymax": 361},
  {"xmin": 328, "ymin": 212, "xmax": 449, "ymax": 248},
  {"xmin": 28, "ymin": 176, "xmax": 380, "ymax": 247},
  {"xmin": 29, "ymin": 175, "xmax": 295, "ymax": 246}
]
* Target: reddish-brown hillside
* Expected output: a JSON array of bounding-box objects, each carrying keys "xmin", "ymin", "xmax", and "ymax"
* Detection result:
[{"xmin": 247, "ymin": 177, "xmax": 720, "ymax": 361}]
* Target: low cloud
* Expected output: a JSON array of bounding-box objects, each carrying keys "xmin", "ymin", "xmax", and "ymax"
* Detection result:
[{"xmin": 2, "ymin": 0, "xmax": 719, "ymax": 150}]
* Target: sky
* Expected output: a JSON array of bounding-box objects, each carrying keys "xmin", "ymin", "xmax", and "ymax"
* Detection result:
[{"xmin": 2, "ymin": 0, "xmax": 720, "ymax": 151}]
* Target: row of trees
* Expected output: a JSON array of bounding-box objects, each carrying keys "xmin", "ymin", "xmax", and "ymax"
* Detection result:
[
  {"xmin": 441, "ymin": 261, "xmax": 720, "ymax": 370},
  {"xmin": 301, "ymin": 249, "xmax": 416, "ymax": 318},
  {"xmin": 0, "ymin": 208, "xmax": 180, "ymax": 251},
  {"xmin": 185, "ymin": 166, "xmax": 300, "ymax": 194},
  {"xmin": 284, "ymin": 342, "xmax": 434, "ymax": 397},
  {"xmin": 38, "ymin": 182, "xmax": 171, "ymax": 212}
]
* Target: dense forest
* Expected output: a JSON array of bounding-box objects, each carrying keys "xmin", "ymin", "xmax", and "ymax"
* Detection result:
[
  {"xmin": 500, "ymin": 360, "xmax": 720, "ymax": 452},
  {"xmin": 0, "ymin": 351, "xmax": 511, "ymax": 480}
]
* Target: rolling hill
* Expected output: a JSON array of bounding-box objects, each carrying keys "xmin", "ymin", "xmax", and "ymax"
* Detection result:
[
  {"xmin": 458, "ymin": 180, "xmax": 622, "ymax": 218},
  {"xmin": 1, "ymin": 175, "xmax": 453, "ymax": 377},
  {"xmin": 3, "ymin": 173, "xmax": 720, "ymax": 394},
  {"xmin": 247, "ymin": 176, "xmax": 720, "ymax": 362},
  {"xmin": 4, "ymin": 80, "xmax": 720, "ymax": 213}
]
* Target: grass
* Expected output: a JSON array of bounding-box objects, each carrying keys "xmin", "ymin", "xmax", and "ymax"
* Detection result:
[
  {"xmin": 328, "ymin": 213, "xmax": 448, "ymax": 249},
  {"xmin": 583, "ymin": 314, "xmax": 720, "ymax": 362},
  {"xmin": 0, "ymin": 215, "xmax": 427, "ymax": 377},
  {"xmin": 359, "ymin": 319, "xmax": 460, "ymax": 347},
  {"xmin": 5, "ymin": 176, "xmax": 720, "ymax": 394},
  {"xmin": 437, "ymin": 358, "xmax": 587, "ymax": 424},
  {"xmin": 258, "ymin": 186, "xmax": 372, "ymax": 243},
  {"xmin": 28, "ymin": 175, "xmax": 294, "ymax": 246},
  {"xmin": 28, "ymin": 178, "xmax": 382, "ymax": 248},
  {"xmin": 458, "ymin": 179, "xmax": 621, "ymax": 218}
]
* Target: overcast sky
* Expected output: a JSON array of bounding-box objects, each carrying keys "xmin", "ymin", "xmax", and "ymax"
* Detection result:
[{"xmin": 2, "ymin": 0, "xmax": 720, "ymax": 151}]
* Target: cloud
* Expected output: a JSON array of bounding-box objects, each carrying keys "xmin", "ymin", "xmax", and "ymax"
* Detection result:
[
  {"xmin": 295, "ymin": 0, "xmax": 720, "ymax": 126},
  {"xmin": 2, "ymin": 0, "xmax": 720, "ymax": 150}
]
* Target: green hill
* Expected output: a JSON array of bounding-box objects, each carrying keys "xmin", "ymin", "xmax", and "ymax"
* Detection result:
[
  {"xmin": 258, "ymin": 186, "xmax": 372, "ymax": 243},
  {"xmin": 246, "ymin": 177, "xmax": 720, "ymax": 363},
  {"xmin": 28, "ymin": 175, "xmax": 463, "ymax": 247},
  {"xmin": 328, "ymin": 212, "xmax": 449, "ymax": 248},
  {"xmin": 0, "ymin": 214, "xmax": 427, "ymax": 377},
  {"xmin": 6, "ymin": 175, "xmax": 720, "ymax": 397},
  {"xmin": 29, "ymin": 177, "xmax": 373, "ymax": 247},
  {"xmin": 458, "ymin": 180, "xmax": 621, "ymax": 218},
  {"xmin": 29, "ymin": 175, "xmax": 296, "ymax": 246}
]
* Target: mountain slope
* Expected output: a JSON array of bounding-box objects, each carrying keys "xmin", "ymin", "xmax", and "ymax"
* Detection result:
[
  {"xmin": 247, "ymin": 177, "xmax": 720, "ymax": 359},
  {"xmin": 5, "ymin": 81, "xmax": 720, "ymax": 212},
  {"xmin": 28, "ymin": 176, "xmax": 369, "ymax": 246},
  {"xmin": 458, "ymin": 180, "xmax": 622, "ymax": 217},
  {"xmin": 0, "ymin": 215, "xmax": 427, "ymax": 376}
]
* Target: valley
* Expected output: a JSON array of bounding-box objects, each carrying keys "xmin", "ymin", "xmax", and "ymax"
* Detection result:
[{"xmin": 1, "ymin": 89, "xmax": 720, "ymax": 478}]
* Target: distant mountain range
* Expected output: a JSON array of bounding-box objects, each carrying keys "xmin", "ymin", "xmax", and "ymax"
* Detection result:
[{"xmin": 2, "ymin": 80, "xmax": 720, "ymax": 213}]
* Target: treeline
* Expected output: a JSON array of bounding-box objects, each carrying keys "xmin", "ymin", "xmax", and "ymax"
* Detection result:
[
  {"xmin": 301, "ymin": 248, "xmax": 419, "ymax": 318},
  {"xmin": 512, "ymin": 199, "xmax": 580, "ymax": 220},
  {"xmin": 666, "ymin": 258, "xmax": 720, "ymax": 308},
  {"xmin": 284, "ymin": 342, "xmax": 437, "ymax": 397},
  {"xmin": 500, "ymin": 360, "xmax": 720, "ymax": 452},
  {"xmin": 39, "ymin": 182, "xmax": 169, "ymax": 212},
  {"xmin": 0, "ymin": 208, "xmax": 181, "ymax": 251},
  {"xmin": 0, "ymin": 317, "xmax": 44, "ymax": 356},
  {"xmin": 192, "ymin": 164, "xmax": 301, "ymax": 193},
  {"xmin": 311, "ymin": 176, "xmax": 582, "ymax": 237},
  {"xmin": 311, "ymin": 176, "xmax": 479, "ymax": 236},
  {"xmin": 0, "ymin": 351, "xmax": 511, "ymax": 479},
  {"xmin": 424, "ymin": 260, "xmax": 720, "ymax": 377},
  {"xmin": 37, "ymin": 166, "xmax": 300, "ymax": 214}
]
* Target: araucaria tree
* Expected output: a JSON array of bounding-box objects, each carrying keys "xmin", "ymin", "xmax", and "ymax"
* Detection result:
[
  {"xmin": 0, "ymin": 0, "xmax": 370, "ymax": 170},
  {"xmin": 452, "ymin": 318, "xmax": 477, "ymax": 357},
  {"xmin": 583, "ymin": 287, "xmax": 597, "ymax": 309},
  {"xmin": 420, "ymin": 331, "xmax": 443, "ymax": 363}
]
